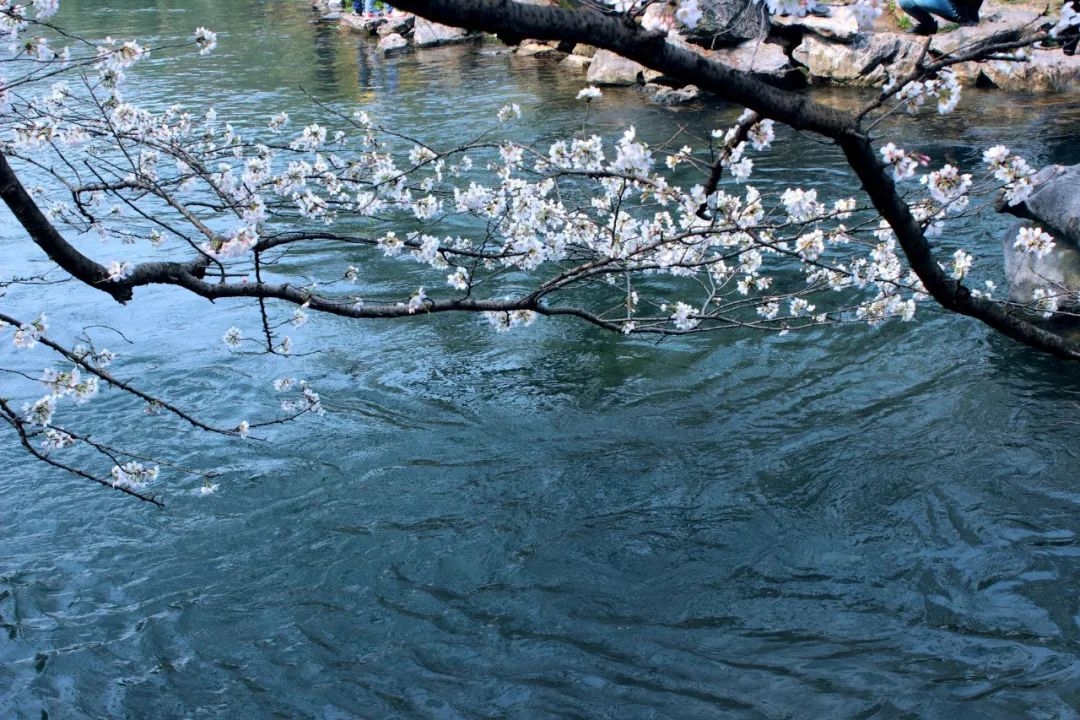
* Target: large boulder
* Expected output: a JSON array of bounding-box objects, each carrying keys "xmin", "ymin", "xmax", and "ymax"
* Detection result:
[
  {"xmin": 709, "ymin": 39, "xmax": 803, "ymax": 88},
  {"xmin": 1002, "ymin": 164, "xmax": 1080, "ymax": 246},
  {"xmin": 1001, "ymin": 164, "xmax": 1080, "ymax": 306},
  {"xmin": 1002, "ymin": 221, "xmax": 1080, "ymax": 308},
  {"xmin": 928, "ymin": 15, "xmax": 1035, "ymax": 56},
  {"xmin": 974, "ymin": 49, "xmax": 1080, "ymax": 93},
  {"xmin": 771, "ymin": 5, "xmax": 862, "ymax": 43},
  {"xmin": 687, "ymin": 0, "xmax": 770, "ymax": 48},
  {"xmin": 586, "ymin": 50, "xmax": 646, "ymax": 85},
  {"xmin": 792, "ymin": 32, "xmax": 923, "ymax": 86}
]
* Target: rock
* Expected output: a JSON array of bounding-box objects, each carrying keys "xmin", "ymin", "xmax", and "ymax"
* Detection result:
[
  {"xmin": 771, "ymin": 5, "xmax": 862, "ymax": 42},
  {"xmin": 688, "ymin": 0, "xmax": 771, "ymax": 48},
  {"xmin": 650, "ymin": 83, "xmax": 701, "ymax": 104},
  {"xmin": 709, "ymin": 39, "xmax": 802, "ymax": 87},
  {"xmin": 975, "ymin": 49, "xmax": 1080, "ymax": 92},
  {"xmin": 586, "ymin": 50, "xmax": 645, "ymax": 85},
  {"xmin": 1003, "ymin": 165, "xmax": 1080, "ymax": 245},
  {"xmin": 930, "ymin": 7, "xmax": 1043, "ymax": 55},
  {"xmin": 413, "ymin": 17, "xmax": 472, "ymax": 47},
  {"xmin": 639, "ymin": 0, "xmax": 769, "ymax": 48},
  {"xmin": 1003, "ymin": 220, "xmax": 1080, "ymax": 308},
  {"xmin": 340, "ymin": 3, "xmax": 1080, "ymax": 93},
  {"xmin": 1001, "ymin": 165, "xmax": 1080, "ymax": 306},
  {"xmin": 792, "ymin": 32, "xmax": 923, "ymax": 86},
  {"xmin": 559, "ymin": 54, "xmax": 593, "ymax": 73},
  {"xmin": 377, "ymin": 15, "xmax": 414, "ymax": 37},
  {"xmin": 340, "ymin": 13, "xmax": 377, "ymax": 35},
  {"xmin": 377, "ymin": 32, "xmax": 409, "ymax": 55},
  {"xmin": 515, "ymin": 41, "xmax": 565, "ymax": 58}
]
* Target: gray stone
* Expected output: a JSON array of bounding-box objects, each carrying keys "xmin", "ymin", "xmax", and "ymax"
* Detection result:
[
  {"xmin": 586, "ymin": 50, "xmax": 645, "ymax": 85},
  {"xmin": 771, "ymin": 5, "xmax": 862, "ymax": 42},
  {"xmin": 340, "ymin": 13, "xmax": 376, "ymax": 35},
  {"xmin": 1003, "ymin": 220, "xmax": 1080, "ymax": 308},
  {"xmin": 515, "ymin": 41, "xmax": 565, "ymax": 58},
  {"xmin": 377, "ymin": 15, "xmax": 414, "ymax": 37},
  {"xmin": 559, "ymin": 54, "xmax": 593, "ymax": 73},
  {"xmin": 704, "ymin": 40, "xmax": 804, "ymax": 88},
  {"xmin": 413, "ymin": 17, "xmax": 471, "ymax": 47},
  {"xmin": 1005, "ymin": 165, "xmax": 1080, "ymax": 246},
  {"xmin": 1002, "ymin": 165, "xmax": 1080, "ymax": 306},
  {"xmin": 638, "ymin": 0, "xmax": 767, "ymax": 48},
  {"xmin": 711, "ymin": 39, "xmax": 794, "ymax": 74},
  {"xmin": 688, "ymin": 0, "xmax": 770, "ymax": 48},
  {"xmin": 975, "ymin": 49, "xmax": 1080, "ymax": 93},
  {"xmin": 651, "ymin": 84, "xmax": 701, "ymax": 104},
  {"xmin": 792, "ymin": 32, "xmax": 923, "ymax": 86},
  {"xmin": 378, "ymin": 32, "xmax": 409, "ymax": 55},
  {"xmin": 929, "ymin": 7, "xmax": 1043, "ymax": 56}
]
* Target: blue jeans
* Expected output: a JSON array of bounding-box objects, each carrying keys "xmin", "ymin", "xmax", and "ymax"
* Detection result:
[{"xmin": 898, "ymin": 0, "xmax": 979, "ymax": 32}]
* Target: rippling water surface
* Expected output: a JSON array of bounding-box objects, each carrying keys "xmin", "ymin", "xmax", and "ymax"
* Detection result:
[{"xmin": 4, "ymin": 2, "xmax": 1080, "ymax": 717}]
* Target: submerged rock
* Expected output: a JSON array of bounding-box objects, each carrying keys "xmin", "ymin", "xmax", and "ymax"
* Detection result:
[{"xmin": 648, "ymin": 83, "xmax": 701, "ymax": 104}]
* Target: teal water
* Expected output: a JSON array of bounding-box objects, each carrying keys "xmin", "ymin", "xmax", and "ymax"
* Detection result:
[{"xmin": 4, "ymin": 2, "xmax": 1080, "ymax": 717}]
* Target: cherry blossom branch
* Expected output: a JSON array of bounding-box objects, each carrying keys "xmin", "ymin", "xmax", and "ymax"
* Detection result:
[{"xmin": 0, "ymin": 397, "xmax": 166, "ymax": 507}]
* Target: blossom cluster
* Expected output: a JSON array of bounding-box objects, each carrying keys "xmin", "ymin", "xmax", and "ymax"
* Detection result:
[
  {"xmin": 982, "ymin": 145, "xmax": 1035, "ymax": 206},
  {"xmin": 890, "ymin": 71, "xmax": 963, "ymax": 116}
]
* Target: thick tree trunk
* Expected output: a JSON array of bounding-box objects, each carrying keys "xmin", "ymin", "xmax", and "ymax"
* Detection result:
[{"xmin": 0, "ymin": 153, "xmax": 133, "ymax": 302}]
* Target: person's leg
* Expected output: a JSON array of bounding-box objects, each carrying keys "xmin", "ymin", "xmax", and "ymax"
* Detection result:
[
  {"xmin": 898, "ymin": 0, "xmax": 939, "ymax": 34},
  {"xmin": 917, "ymin": 0, "xmax": 965, "ymax": 23},
  {"xmin": 952, "ymin": 0, "xmax": 983, "ymax": 26},
  {"xmin": 363, "ymin": 0, "xmax": 375, "ymax": 15}
]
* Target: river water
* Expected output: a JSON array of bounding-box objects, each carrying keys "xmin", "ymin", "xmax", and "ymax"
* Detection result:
[{"xmin": 4, "ymin": 1, "xmax": 1080, "ymax": 717}]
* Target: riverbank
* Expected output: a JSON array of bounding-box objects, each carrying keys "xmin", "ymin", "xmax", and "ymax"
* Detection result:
[{"xmin": 315, "ymin": 0, "xmax": 1080, "ymax": 94}]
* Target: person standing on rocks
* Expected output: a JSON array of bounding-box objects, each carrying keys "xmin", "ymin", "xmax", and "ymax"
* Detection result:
[
  {"xmin": 353, "ymin": 0, "xmax": 380, "ymax": 17},
  {"xmin": 898, "ymin": 0, "xmax": 982, "ymax": 34}
]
